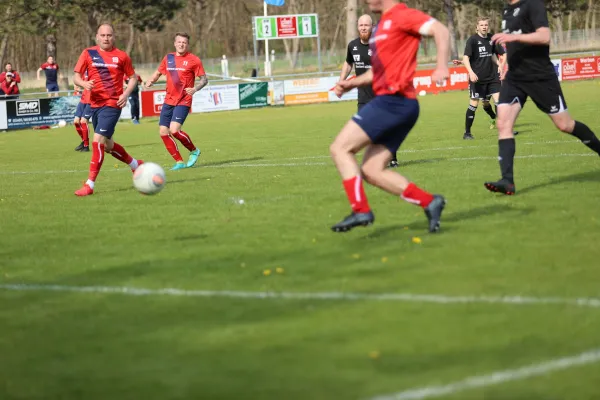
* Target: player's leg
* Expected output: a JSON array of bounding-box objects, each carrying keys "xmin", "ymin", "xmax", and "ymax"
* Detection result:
[
  {"xmin": 329, "ymin": 119, "xmax": 374, "ymax": 232},
  {"xmin": 79, "ymin": 112, "xmax": 90, "ymax": 151},
  {"xmin": 529, "ymin": 79, "xmax": 600, "ymax": 156},
  {"xmin": 484, "ymin": 79, "xmax": 525, "ymax": 195},
  {"xmin": 75, "ymin": 107, "xmax": 141, "ymax": 196},
  {"xmin": 169, "ymin": 106, "xmax": 200, "ymax": 167},
  {"xmin": 159, "ymin": 105, "xmax": 185, "ymax": 170},
  {"xmin": 73, "ymin": 105, "xmax": 85, "ymax": 151},
  {"xmin": 464, "ymin": 82, "xmax": 481, "ymax": 139}
]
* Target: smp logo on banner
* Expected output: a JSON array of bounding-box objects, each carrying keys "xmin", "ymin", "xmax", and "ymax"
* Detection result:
[
  {"xmin": 16, "ymin": 100, "xmax": 40, "ymax": 116},
  {"xmin": 210, "ymin": 92, "xmax": 223, "ymax": 106}
]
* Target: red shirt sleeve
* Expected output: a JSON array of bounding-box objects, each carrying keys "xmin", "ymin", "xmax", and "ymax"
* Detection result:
[
  {"xmin": 74, "ymin": 50, "xmax": 89, "ymax": 75},
  {"xmin": 13, "ymin": 72, "xmax": 21, "ymax": 83},
  {"xmin": 0, "ymin": 72, "xmax": 4, "ymax": 83},
  {"xmin": 41, "ymin": 63, "xmax": 48, "ymax": 69},
  {"xmin": 122, "ymin": 54, "xmax": 135, "ymax": 77},
  {"xmin": 158, "ymin": 56, "xmax": 167, "ymax": 75},
  {"xmin": 195, "ymin": 58, "xmax": 206, "ymax": 77},
  {"xmin": 399, "ymin": 8, "xmax": 434, "ymax": 36}
]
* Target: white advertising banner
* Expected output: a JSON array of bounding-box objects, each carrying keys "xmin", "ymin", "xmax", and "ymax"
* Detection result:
[
  {"xmin": 0, "ymin": 101, "xmax": 7, "ymax": 130},
  {"xmin": 191, "ymin": 84, "xmax": 240, "ymax": 113},
  {"xmin": 551, "ymin": 59, "xmax": 562, "ymax": 81}
]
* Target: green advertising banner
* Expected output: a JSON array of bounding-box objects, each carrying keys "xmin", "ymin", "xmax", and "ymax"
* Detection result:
[{"xmin": 239, "ymin": 82, "xmax": 268, "ymax": 109}]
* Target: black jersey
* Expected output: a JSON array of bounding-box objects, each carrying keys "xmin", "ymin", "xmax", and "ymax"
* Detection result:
[
  {"xmin": 346, "ymin": 37, "xmax": 375, "ymax": 104},
  {"xmin": 464, "ymin": 33, "xmax": 504, "ymax": 83},
  {"xmin": 501, "ymin": 0, "xmax": 556, "ymax": 81}
]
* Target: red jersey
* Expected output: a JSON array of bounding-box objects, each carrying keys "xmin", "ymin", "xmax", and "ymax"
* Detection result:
[
  {"xmin": 158, "ymin": 52, "xmax": 205, "ymax": 107},
  {"xmin": 370, "ymin": 3, "xmax": 434, "ymax": 98},
  {"xmin": 74, "ymin": 46, "xmax": 135, "ymax": 108}
]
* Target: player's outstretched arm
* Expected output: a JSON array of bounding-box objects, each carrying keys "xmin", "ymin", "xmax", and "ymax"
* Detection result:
[
  {"xmin": 492, "ymin": 28, "xmax": 550, "ymax": 46},
  {"xmin": 145, "ymin": 70, "xmax": 162, "ymax": 88},
  {"xmin": 37, "ymin": 68, "xmax": 42, "ymax": 81}
]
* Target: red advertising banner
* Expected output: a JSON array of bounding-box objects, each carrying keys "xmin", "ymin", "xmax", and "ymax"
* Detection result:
[
  {"xmin": 413, "ymin": 66, "xmax": 470, "ymax": 94},
  {"xmin": 141, "ymin": 89, "xmax": 166, "ymax": 117},
  {"xmin": 276, "ymin": 16, "xmax": 298, "ymax": 37},
  {"xmin": 561, "ymin": 56, "xmax": 600, "ymax": 81}
]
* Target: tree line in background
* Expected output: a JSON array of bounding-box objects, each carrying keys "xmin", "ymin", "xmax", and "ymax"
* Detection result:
[{"xmin": 1, "ymin": 0, "xmax": 598, "ymax": 73}]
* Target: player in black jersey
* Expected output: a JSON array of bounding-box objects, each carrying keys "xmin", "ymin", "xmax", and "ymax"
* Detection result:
[
  {"xmin": 462, "ymin": 17, "xmax": 505, "ymax": 140},
  {"xmin": 485, "ymin": 0, "xmax": 600, "ymax": 195},
  {"xmin": 339, "ymin": 15, "xmax": 400, "ymax": 168}
]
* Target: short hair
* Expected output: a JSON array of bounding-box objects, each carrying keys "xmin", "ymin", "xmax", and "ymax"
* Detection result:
[
  {"xmin": 4, "ymin": 62, "xmax": 11, "ymax": 67},
  {"xmin": 96, "ymin": 23, "xmax": 115, "ymax": 33},
  {"xmin": 174, "ymin": 32, "xmax": 190, "ymax": 41},
  {"xmin": 477, "ymin": 16, "xmax": 490, "ymax": 24}
]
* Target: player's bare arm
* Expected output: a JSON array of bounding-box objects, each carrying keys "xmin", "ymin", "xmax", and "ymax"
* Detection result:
[
  {"xmin": 184, "ymin": 74, "xmax": 208, "ymax": 96},
  {"xmin": 423, "ymin": 20, "xmax": 450, "ymax": 84},
  {"xmin": 492, "ymin": 27, "xmax": 550, "ymax": 46},
  {"xmin": 36, "ymin": 67, "xmax": 42, "ymax": 81},
  {"xmin": 339, "ymin": 62, "xmax": 353, "ymax": 83},
  {"xmin": 73, "ymin": 72, "xmax": 94, "ymax": 90},
  {"xmin": 334, "ymin": 69, "xmax": 372, "ymax": 98},
  {"xmin": 118, "ymin": 74, "xmax": 138, "ymax": 108},
  {"xmin": 462, "ymin": 55, "xmax": 478, "ymax": 82},
  {"xmin": 146, "ymin": 70, "xmax": 162, "ymax": 88}
]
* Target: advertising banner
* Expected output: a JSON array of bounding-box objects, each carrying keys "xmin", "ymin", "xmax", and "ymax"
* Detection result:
[
  {"xmin": 413, "ymin": 66, "xmax": 469, "ymax": 94},
  {"xmin": 191, "ymin": 84, "xmax": 240, "ymax": 113},
  {"xmin": 0, "ymin": 101, "xmax": 7, "ymax": 130},
  {"xmin": 283, "ymin": 77, "xmax": 333, "ymax": 105},
  {"xmin": 551, "ymin": 59, "xmax": 563, "ymax": 81},
  {"xmin": 561, "ymin": 56, "xmax": 600, "ymax": 81},
  {"xmin": 141, "ymin": 89, "xmax": 166, "ymax": 117},
  {"xmin": 239, "ymin": 82, "xmax": 268, "ymax": 109},
  {"xmin": 4, "ymin": 96, "xmax": 79, "ymax": 129},
  {"xmin": 268, "ymin": 81, "xmax": 285, "ymax": 106}
]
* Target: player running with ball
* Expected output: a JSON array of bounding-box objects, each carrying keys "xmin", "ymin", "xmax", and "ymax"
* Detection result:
[
  {"xmin": 146, "ymin": 32, "xmax": 208, "ymax": 170},
  {"xmin": 330, "ymin": 0, "xmax": 450, "ymax": 233},
  {"xmin": 73, "ymin": 23, "xmax": 143, "ymax": 196}
]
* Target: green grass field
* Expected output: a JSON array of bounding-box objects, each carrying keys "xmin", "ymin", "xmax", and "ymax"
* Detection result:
[{"xmin": 1, "ymin": 80, "xmax": 600, "ymax": 400}]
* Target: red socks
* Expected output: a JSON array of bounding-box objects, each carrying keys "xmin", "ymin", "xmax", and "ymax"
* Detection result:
[
  {"xmin": 110, "ymin": 142, "xmax": 134, "ymax": 165},
  {"xmin": 74, "ymin": 123, "xmax": 83, "ymax": 139},
  {"xmin": 342, "ymin": 176, "xmax": 371, "ymax": 213},
  {"xmin": 88, "ymin": 141, "xmax": 105, "ymax": 182},
  {"xmin": 161, "ymin": 135, "xmax": 183, "ymax": 162},
  {"xmin": 172, "ymin": 130, "xmax": 196, "ymax": 151},
  {"xmin": 81, "ymin": 123, "xmax": 89, "ymax": 146},
  {"xmin": 401, "ymin": 183, "xmax": 434, "ymax": 208}
]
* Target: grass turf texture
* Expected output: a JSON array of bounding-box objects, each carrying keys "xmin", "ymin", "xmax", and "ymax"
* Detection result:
[{"xmin": 1, "ymin": 80, "xmax": 600, "ymax": 400}]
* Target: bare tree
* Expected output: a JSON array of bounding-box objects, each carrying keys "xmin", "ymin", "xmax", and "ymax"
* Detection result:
[{"xmin": 345, "ymin": 0, "xmax": 356, "ymax": 45}]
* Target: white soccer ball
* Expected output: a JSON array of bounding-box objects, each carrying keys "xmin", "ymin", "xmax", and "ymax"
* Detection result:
[
  {"xmin": 133, "ymin": 162, "xmax": 166, "ymax": 195},
  {"xmin": 58, "ymin": 120, "xmax": 67, "ymax": 127},
  {"xmin": 418, "ymin": 90, "xmax": 427, "ymax": 97}
]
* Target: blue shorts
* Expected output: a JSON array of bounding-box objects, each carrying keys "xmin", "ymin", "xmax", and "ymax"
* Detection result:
[
  {"xmin": 74, "ymin": 103, "xmax": 92, "ymax": 119},
  {"xmin": 91, "ymin": 106, "xmax": 122, "ymax": 138},
  {"xmin": 159, "ymin": 104, "xmax": 190, "ymax": 127},
  {"xmin": 352, "ymin": 95, "xmax": 420, "ymax": 153},
  {"xmin": 46, "ymin": 83, "xmax": 59, "ymax": 92}
]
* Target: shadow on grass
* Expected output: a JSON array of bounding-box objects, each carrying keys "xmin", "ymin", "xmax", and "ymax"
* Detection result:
[
  {"xmin": 399, "ymin": 158, "xmax": 446, "ymax": 167},
  {"xmin": 519, "ymin": 170, "xmax": 600, "ymax": 195},
  {"xmin": 192, "ymin": 157, "xmax": 265, "ymax": 168},
  {"xmin": 124, "ymin": 142, "xmax": 157, "ymax": 149},
  {"xmin": 364, "ymin": 204, "xmax": 534, "ymax": 239}
]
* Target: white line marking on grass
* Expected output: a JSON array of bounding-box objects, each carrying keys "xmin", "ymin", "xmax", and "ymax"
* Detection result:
[
  {"xmin": 369, "ymin": 347, "xmax": 600, "ymax": 400},
  {"xmin": 1, "ymin": 284, "xmax": 600, "ymax": 309}
]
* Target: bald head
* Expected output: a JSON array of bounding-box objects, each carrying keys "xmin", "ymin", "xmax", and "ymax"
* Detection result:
[
  {"xmin": 357, "ymin": 14, "xmax": 373, "ymax": 43},
  {"xmin": 96, "ymin": 23, "xmax": 115, "ymax": 51}
]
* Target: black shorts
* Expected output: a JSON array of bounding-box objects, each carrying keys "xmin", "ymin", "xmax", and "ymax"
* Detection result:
[
  {"xmin": 469, "ymin": 80, "xmax": 501, "ymax": 100},
  {"xmin": 499, "ymin": 77, "xmax": 567, "ymax": 115}
]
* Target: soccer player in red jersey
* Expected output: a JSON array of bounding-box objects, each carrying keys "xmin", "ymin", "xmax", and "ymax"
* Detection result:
[
  {"xmin": 72, "ymin": 23, "xmax": 143, "ymax": 196},
  {"xmin": 73, "ymin": 78, "xmax": 92, "ymax": 152},
  {"xmin": 145, "ymin": 32, "xmax": 208, "ymax": 170},
  {"xmin": 330, "ymin": 0, "xmax": 450, "ymax": 233}
]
